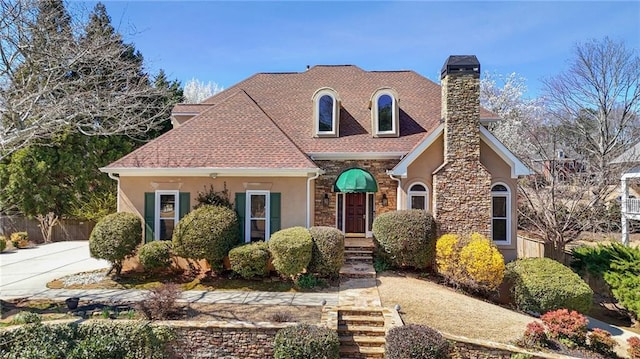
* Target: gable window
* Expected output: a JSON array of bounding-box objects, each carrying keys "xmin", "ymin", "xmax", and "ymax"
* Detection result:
[
  {"xmin": 312, "ymin": 88, "xmax": 340, "ymax": 137},
  {"xmin": 371, "ymin": 88, "xmax": 399, "ymax": 137},
  {"xmin": 408, "ymin": 182, "xmax": 429, "ymax": 210},
  {"xmin": 491, "ymin": 183, "xmax": 511, "ymax": 244}
]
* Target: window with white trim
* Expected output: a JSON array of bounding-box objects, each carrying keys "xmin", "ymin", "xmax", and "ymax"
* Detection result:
[
  {"xmin": 312, "ymin": 88, "xmax": 340, "ymax": 137},
  {"xmin": 491, "ymin": 184, "xmax": 511, "ymax": 244},
  {"xmin": 246, "ymin": 190, "xmax": 270, "ymax": 242},
  {"xmin": 155, "ymin": 190, "xmax": 179, "ymax": 240},
  {"xmin": 408, "ymin": 183, "xmax": 429, "ymax": 210},
  {"xmin": 371, "ymin": 88, "xmax": 399, "ymax": 137}
]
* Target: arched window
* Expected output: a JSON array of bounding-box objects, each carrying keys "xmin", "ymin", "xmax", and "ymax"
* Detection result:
[
  {"xmin": 371, "ymin": 88, "xmax": 399, "ymax": 137},
  {"xmin": 408, "ymin": 182, "xmax": 429, "ymax": 210},
  {"xmin": 491, "ymin": 183, "xmax": 511, "ymax": 244},
  {"xmin": 312, "ymin": 88, "xmax": 340, "ymax": 137}
]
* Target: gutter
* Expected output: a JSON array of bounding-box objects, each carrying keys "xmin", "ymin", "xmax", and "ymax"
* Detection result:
[
  {"xmin": 306, "ymin": 170, "xmax": 324, "ymax": 227},
  {"xmin": 387, "ymin": 171, "xmax": 402, "ymax": 210},
  {"xmin": 108, "ymin": 173, "xmax": 121, "ymax": 212}
]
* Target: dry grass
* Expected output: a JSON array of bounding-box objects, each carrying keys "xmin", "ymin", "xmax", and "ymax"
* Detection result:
[{"xmin": 377, "ymin": 271, "xmax": 533, "ymax": 343}]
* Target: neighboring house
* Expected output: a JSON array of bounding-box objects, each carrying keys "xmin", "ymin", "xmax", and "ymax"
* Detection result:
[
  {"xmin": 614, "ymin": 141, "xmax": 640, "ymax": 245},
  {"xmin": 535, "ymin": 150, "xmax": 587, "ymax": 184},
  {"xmin": 101, "ymin": 55, "xmax": 530, "ymax": 261}
]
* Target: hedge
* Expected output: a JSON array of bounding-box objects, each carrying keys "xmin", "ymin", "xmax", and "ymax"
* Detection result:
[
  {"xmin": 228, "ymin": 241, "xmax": 270, "ymax": 279},
  {"xmin": 386, "ymin": 324, "xmax": 450, "ymax": 359},
  {"xmin": 89, "ymin": 212, "xmax": 142, "ymax": 276},
  {"xmin": 273, "ymin": 324, "xmax": 339, "ymax": 359},
  {"xmin": 268, "ymin": 227, "xmax": 312, "ymax": 277},
  {"xmin": 138, "ymin": 241, "xmax": 172, "ymax": 273},
  {"xmin": 308, "ymin": 226, "xmax": 344, "ymax": 278}
]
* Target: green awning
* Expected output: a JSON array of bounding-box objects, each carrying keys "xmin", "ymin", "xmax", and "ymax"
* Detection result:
[{"xmin": 333, "ymin": 168, "xmax": 378, "ymax": 193}]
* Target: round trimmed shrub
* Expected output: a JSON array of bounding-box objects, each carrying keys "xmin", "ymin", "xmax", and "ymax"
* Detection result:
[
  {"xmin": 268, "ymin": 227, "xmax": 312, "ymax": 277},
  {"xmin": 172, "ymin": 205, "xmax": 239, "ymax": 270},
  {"xmin": 274, "ymin": 323, "xmax": 339, "ymax": 359},
  {"xmin": 308, "ymin": 226, "xmax": 344, "ymax": 278},
  {"xmin": 506, "ymin": 258, "xmax": 593, "ymax": 314},
  {"xmin": 89, "ymin": 212, "xmax": 142, "ymax": 276},
  {"xmin": 386, "ymin": 324, "xmax": 450, "ymax": 359},
  {"xmin": 228, "ymin": 241, "xmax": 270, "ymax": 279},
  {"xmin": 372, "ymin": 210, "xmax": 437, "ymax": 269},
  {"xmin": 459, "ymin": 233, "xmax": 505, "ymax": 291},
  {"xmin": 138, "ymin": 241, "xmax": 172, "ymax": 272}
]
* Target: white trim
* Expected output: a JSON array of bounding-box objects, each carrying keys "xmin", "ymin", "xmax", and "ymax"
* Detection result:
[
  {"xmin": 313, "ymin": 88, "xmax": 340, "ymax": 137},
  {"xmin": 306, "ymin": 171, "xmax": 322, "ymax": 228},
  {"xmin": 245, "ymin": 190, "xmax": 270, "ymax": 243},
  {"xmin": 407, "ymin": 181, "xmax": 429, "ymax": 211},
  {"xmin": 100, "ymin": 167, "xmax": 318, "ymax": 177},
  {"xmin": 390, "ymin": 124, "xmax": 444, "ymax": 177},
  {"xmin": 335, "ymin": 193, "xmax": 346, "ymax": 232},
  {"xmin": 309, "ymin": 152, "xmax": 405, "ymax": 160},
  {"xmin": 479, "ymin": 126, "xmax": 532, "ymax": 178},
  {"xmin": 108, "ymin": 173, "xmax": 120, "ymax": 212},
  {"xmin": 372, "ymin": 89, "xmax": 399, "ymax": 137},
  {"xmin": 491, "ymin": 182, "xmax": 511, "ymax": 245},
  {"xmin": 366, "ymin": 193, "xmax": 374, "ymax": 238},
  {"xmin": 154, "ymin": 190, "xmax": 180, "ymax": 241}
]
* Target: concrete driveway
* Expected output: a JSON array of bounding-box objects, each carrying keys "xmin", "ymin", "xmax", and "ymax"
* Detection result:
[{"xmin": 0, "ymin": 241, "xmax": 109, "ymax": 299}]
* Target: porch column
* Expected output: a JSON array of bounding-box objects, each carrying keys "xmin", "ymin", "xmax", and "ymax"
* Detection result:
[{"xmin": 621, "ymin": 177, "xmax": 629, "ymax": 246}]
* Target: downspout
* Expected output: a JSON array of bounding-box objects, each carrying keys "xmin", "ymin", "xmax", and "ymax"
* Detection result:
[
  {"xmin": 387, "ymin": 171, "xmax": 402, "ymax": 210},
  {"xmin": 306, "ymin": 170, "xmax": 323, "ymax": 228},
  {"xmin": 108, "ymin": 172, "xmax": 121, "ymax": 212}
]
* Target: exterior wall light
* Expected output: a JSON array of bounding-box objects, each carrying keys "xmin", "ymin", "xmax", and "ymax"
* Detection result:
[
  {"xmin": 381, "ymin": 193, "xmax": 388, "ymax": 207},
  {"xmin": 323, "ymin": 193, "xmax": 330, "ymax": 206}
]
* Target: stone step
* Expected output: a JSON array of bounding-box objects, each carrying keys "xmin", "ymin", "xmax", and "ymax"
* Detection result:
[
  {"xmin": 344, "ymin": 249, "xmax": 373, "ymax": 256},
  {"xmin": 344, "ymin": 245, "xmax": 374, "ymax": 252},
  {"xmin": 345, "ymin": 256, "xmax": 372, "ymax": 263},
  {"xmin": 339, "ymin": 269, "xmax": 376, "ymax": 279},
  {"xmin": 339, "ymin": 345, "xmax": 384, "ymax": 359},
  {"xmin": 339, "ymin": 309, "xmax": 384, "ymax": 317},
  {"xmin": 339, "ymin": 315, "xmax": 385, "ymax": 326},
  {"xmin": 337, "ymin": 324, "xmax": 386, "ymax": 336},
  {"xmin": 339, "ymin": 335, "xmax": 386, "ymax": 346}
]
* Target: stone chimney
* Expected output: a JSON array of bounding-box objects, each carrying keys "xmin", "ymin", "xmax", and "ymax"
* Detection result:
[{"xmin": 432, "ymin": 55, "xmax": 492, "ymax": 236}]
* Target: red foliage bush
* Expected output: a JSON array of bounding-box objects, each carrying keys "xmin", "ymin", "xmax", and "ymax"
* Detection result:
[
  {"xmin": 629, "ymin": 336, "xmax": 640, "ymax": 359},
  {"xmin": 520, "ymin": 321, "xmax": 547, "ymax": 348},
  {"xmin": 540, "ymin": 309, "xmax": 588, "ymax": 345},
  {"xmin": 587, "ymin": 328, "xmax": 617, "ymax": 356}
]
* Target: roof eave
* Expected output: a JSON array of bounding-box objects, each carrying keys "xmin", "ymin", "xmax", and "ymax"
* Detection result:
[{"xmin": 100, "ymin": 167, "xmax": 321, "ymax": 177}]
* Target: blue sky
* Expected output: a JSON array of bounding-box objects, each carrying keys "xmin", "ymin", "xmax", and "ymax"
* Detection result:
[{"xmin": 89, "ymin": 1, "xmax": 638, "ymax": 98}]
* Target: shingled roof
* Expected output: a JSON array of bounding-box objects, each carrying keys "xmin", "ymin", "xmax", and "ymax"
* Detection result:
[{"xmin": 107, "ymin": 65, "xmax": 497, "ymax": 170}]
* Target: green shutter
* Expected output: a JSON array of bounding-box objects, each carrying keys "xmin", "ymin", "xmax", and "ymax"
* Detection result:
[
  {"xmin": 235, "ymin": 193, "xmax": 246, "ymax": 242},
  {"xmin": 179, "ymin": 192, "xmax": 190, "ymax": 219},
  {"xmin": 144, "ymin": 192, "xmax": 155, "ymax": 243},
  {"xmin": 270, "ymin": 193, "xmax": 281, "ymax": 234}
]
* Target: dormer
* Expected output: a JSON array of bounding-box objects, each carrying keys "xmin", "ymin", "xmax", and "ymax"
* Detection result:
[
  {"xmin": 370, "ymin": 87, "xmax": 399, "ymax": 137},
  {"xmin": 312, "ymin": 87, "xmax": 340, "ymax": 137}
]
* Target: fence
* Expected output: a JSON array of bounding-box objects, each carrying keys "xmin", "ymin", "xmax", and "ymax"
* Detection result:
[
  {"xmin": 0, "ymin": 216, "xmax": 95, "ymax": 243},
  {"xmin": 517, "ymin": 235, "xmax": 545, "ymax": 258}
]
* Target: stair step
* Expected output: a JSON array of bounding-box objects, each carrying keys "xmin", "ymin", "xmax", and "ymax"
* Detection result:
[
  {"xmin": 339, "ymin": 310, "xmax": 384, "ymax": 317},
  {"xmin": 339, "ymin": 345, "xmax": 385, "ymax": 358},
  {"xmin": 340, "ymin": 335, "xmax": 386, "ymax": 346},
  {"xmin": 338, "ymin": 324, "xmax": 386, "ymax": 336},
  {"xmin": 339, "ymin": 315, "xmax": 384, "ymax": 325},
  {"xmin": 346, "ymin": 256, "xmax": 372, "ymax": 263},
  {"xmin": 345, "ymin": 250, "xmax": 372, "ymax": 256}
]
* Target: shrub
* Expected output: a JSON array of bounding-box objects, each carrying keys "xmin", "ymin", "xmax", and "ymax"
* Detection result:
[
  {"xmin": 505, "ymin": 258, "xmax": 593, "ymax": 314},
  {"xmin": 540, "ymin": 309, "xmax": 588, "ymax": 347},
  {"xmin": 228, "ymin": 241, "xmax": 270, "ymax": 279},
  {"xmin": 268, "ymin": 227, "xmax": 312, "ymax": 277},
  {"xmin": 603, "ymin": 246, "xmax": 640, "ymax": 320},
  {"xmin": 11, "ymin": 311, "xmax": 42, "ymax": 324},
  {"xmin": 137, "ymin": 283, "xmax": 181, "ymax": 320},
  {"xmin": 587, "ymin": 328, "xmax": 617, "ymax": 356},
  {"xmin": 308, "ymin": 226, "xmax": 344, "ymax": 278},
  {"xmin": 628, "ymin": 336, "xmax": 640, "ymax": 359},
  {"xmin": 386, "ymin": 324, "xmax": 450, "ymax": 359},
  {"xmin": 172, "ymin": 205, "xmax": 239, "ymax": 270},
  {"xmin": 273, "ymin": 323, "xmax": 339, "ymax": 359},
  {"xmin": 269, "ymin": 311, "xmax": 294, "ymax": 322},
  {"xmin": 0, "ymin": 236, "xmax": 6, "ymax": 252},
  {"xmin": 194, "ymin": 183, "xmax": 232, "ymax": 209},
  {"xmin": 436, "ymin": 233, "xmax": 505, "ymax": 292},
  {"xmin": 372, "ymin": 210, "xmax": 437, "ymax": 269},
  {"xmin": 138, "ymin": 241, "xmax": 172, "ymax": 272},
  {"xmin": 10, "ymin": 231, "xmax": 29, "ymax": 248},
  {"xmin": 296, "ymin": 273, "xmax": 326, "ymax": 289},
  {"xmin": 518, "ymin": 321, "xmax": 547, "ymax": 348},
  {"xmin": 89, "ymin": 212, "xmax": 142, "ymax": 276}
]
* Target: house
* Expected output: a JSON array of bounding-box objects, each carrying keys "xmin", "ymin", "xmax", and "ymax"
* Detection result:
[
  {"xmin": 535, "ymin": 149, "xmax": 587, "ymax": 184},
  {"xmin": 101, "ymin": 55, "xmax": 530, "ymax": 261},
  {"xmin": 614, "ymin": 141, "xmax": 640, "ymax": 245}
]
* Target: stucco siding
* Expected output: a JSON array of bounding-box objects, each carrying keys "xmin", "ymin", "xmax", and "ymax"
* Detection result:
[{"xmin": 404, "ymin": 133, "xmax": 445, "ymax": 211}]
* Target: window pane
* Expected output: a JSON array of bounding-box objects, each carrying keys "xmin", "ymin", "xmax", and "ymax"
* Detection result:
[
  {"xmin": 250, "ymin": 219, "xmax": 266, "ymax": 241},
  {"xmin": 159, "ymin": 219, "xmax": 174, "ymax": 240},
  {"xmin": 159, "ymin": 194, "xmax": 175, "ymax": 218},
  {"xmin": 492, "ymin": 184, "xmax": 507, "ymax": 192},
  {"xmin": 410, "ymin": 184, "xmax": 426, "ymax": 192},
  {"xmin": 337, "ymin": 193, "xmax": 344, "ymax": 231},
  {"xmin": 318, "ymin": 95, "xmax": 334, "ymax": 132},
  {"xmin": 251, "ymin": 195, "xmax": 266, "ymax": 218},
  {"xmin": 493, "ymin": 196, "xmax": 507, "ymax": 217},
  {"xmin": 378, "ymin": 94, "xmax": 393, "ymax": 132},
  {"xmin": 411, "ymin": 195, "xmax": 426, "ymax": 210},
  {"xmin": 493, "ymin": 219, "xmax": 507, "ymax": 242},
  {"xmin": 368, "ymin": 193, "xmax": 374, "ymax": 231}
]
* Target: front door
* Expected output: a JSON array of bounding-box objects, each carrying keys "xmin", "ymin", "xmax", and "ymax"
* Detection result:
[{"xmin": 345, "ymin": 193, "xmax": 366, "ymax": 233}]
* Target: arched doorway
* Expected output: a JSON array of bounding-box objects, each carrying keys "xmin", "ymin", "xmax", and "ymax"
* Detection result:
[{"xmin": 333, "ymin": 168, "xmax": 378, "ymax": 236}]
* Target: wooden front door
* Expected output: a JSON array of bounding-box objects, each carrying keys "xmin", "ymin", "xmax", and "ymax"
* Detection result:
[{"xmin": 345, "ymin": 193, "xmax": 366, "ymax": 233}]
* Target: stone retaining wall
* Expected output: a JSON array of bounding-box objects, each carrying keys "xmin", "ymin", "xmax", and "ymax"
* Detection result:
[{"xmin": 445, "ymin": 332, "xmax": 580, "ymax": 359}]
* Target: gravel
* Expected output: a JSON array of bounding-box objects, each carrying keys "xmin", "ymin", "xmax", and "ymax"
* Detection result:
[{"xmin": 61, "ymin": 270, "xmax": 107, "ymax": 286}]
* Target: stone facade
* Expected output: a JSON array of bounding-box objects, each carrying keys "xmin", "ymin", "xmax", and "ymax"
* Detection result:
[
  {"xmin": 433, "ymin": 65, "xmax": 492, "ymax": 237},
  {"xmin": 313, "ymin": 159, "xmax": 400, "ymax": 228}
]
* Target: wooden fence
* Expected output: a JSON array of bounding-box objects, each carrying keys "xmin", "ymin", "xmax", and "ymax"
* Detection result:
[
  {"xmin": 517, "ymin": 235, "xmax": 545, "ymax": 258},
  {"xmin": 0, "ymin": 216, "xmax": 95, "ymax": 243}
]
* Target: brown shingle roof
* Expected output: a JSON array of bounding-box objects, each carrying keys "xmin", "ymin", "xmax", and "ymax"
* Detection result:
[
  {"xmin": 106, "ymin": 90, "xmax": 317, "ymax": 170},
  {"xmin": 110, "ymin": 65, "xmax": 496, "ymax": 169}
]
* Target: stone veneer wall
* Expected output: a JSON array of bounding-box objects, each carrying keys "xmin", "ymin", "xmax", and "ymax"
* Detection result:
[
  {"xmin": 433, "ymin": 71, "xmax": 491, "ymax": 237},
  {"xmin": 313, "ymin": 159, "xmax": 400, "ymax": 228}
]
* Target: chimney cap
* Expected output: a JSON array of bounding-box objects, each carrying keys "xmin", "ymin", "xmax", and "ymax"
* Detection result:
[{"xmin": 441, "ymin": 55, "xmax": 480, "ymax": 79}]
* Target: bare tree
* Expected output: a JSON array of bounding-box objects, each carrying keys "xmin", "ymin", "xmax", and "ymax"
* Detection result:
[
  {"xmin": 0, "ymin": 0, "xmax": 174, "ymax": 160},
  {"xmin": 183, "ymin": 78, "xmax": 223, "ymax": 104}
]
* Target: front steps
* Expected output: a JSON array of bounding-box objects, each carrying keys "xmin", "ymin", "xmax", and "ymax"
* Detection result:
[
  {"xmin": 338, "ymin": 307, "xmax": 386, "ymax": 359},
  {"xmin": 340, "ymin": 238, "xmax": 375, "ymax": 279}
]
